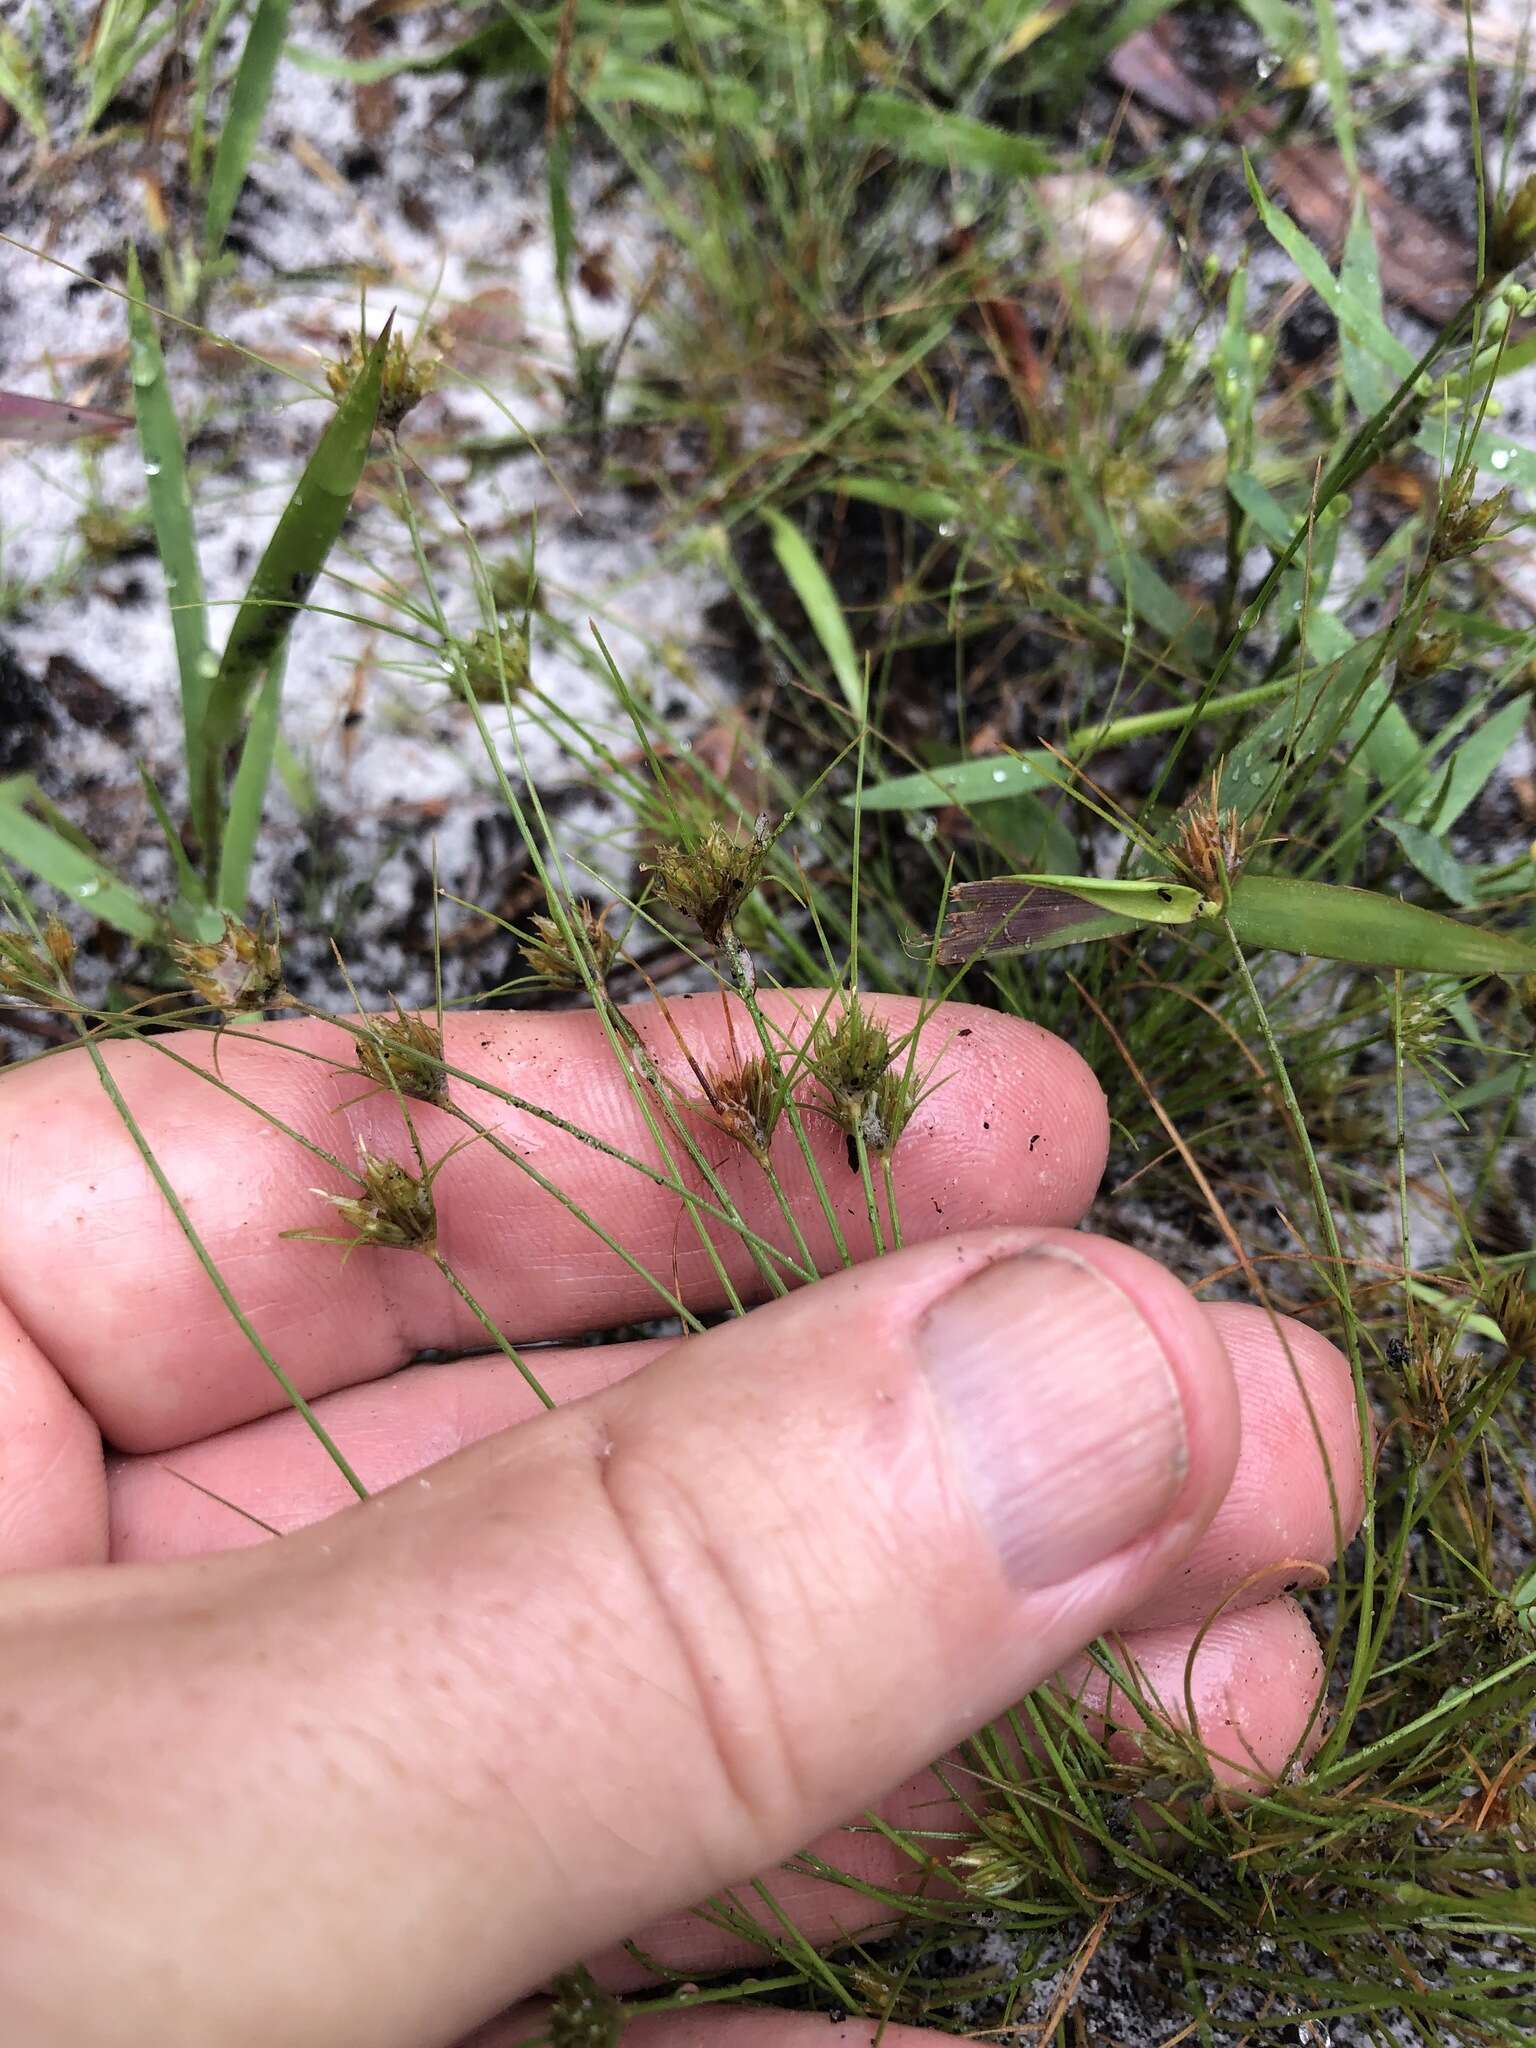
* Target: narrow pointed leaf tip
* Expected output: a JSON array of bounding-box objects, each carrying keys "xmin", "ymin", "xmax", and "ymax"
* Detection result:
[{"xmin": 0, "ymin": 391, "xmax": 131, "ymax": 443}]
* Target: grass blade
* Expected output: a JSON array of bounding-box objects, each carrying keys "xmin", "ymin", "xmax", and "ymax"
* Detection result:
[
  {"xmin": 197, "ymin": 317, "xmax": 391, "ymax": 879},
  {"xmin": 761, "ymin": 507, "xmax": 864, "ymax": 718},
  {"xmin": 126, "ymin": 247, "xmax": 211, "ymax": 853},
  {"xmin": 0, "ymin": 782, "xmax": 159, "ymax": 940},
  {"xmin": 1224, "ymin": 872, "xmax": 1536, "ymax": 975},
  {"xmin": 204, "ymin": 0, "xmax": 293, "ymax": 256},
  {"xmin": 216, "ymin": 650, "xmax": 285, "ymax": 912},
  {"xmin": 847, "ymin": 94, "xmax": 1051, "ymax": 178},
  {"xmin": 1409, "ymin": 694, "xmax": 1529, "ymax": 835},
  {"xmin": 0, "ymin": 23, "xmax": 48, "ymax": 144}
]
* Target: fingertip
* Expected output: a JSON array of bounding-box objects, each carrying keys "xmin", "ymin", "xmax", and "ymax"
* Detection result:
[
  {"xmin": 1124, "ymin": 1304, "xmax": 1365, "ymax": 1631},
  {"xmin": 1064, "ymin": 1597, "xmax": 1327, "ymax": 1790}
]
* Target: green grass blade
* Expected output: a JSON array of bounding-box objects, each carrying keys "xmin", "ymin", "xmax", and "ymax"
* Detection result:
[
  {"xmin": 138, "ymin": 765, "xmax": 219, "ymax": 927},
  {"xmin": 197, "ymin": 318, "xmax": 391, "ymax": 879},
  {"xmin": 1244, "ymin": 154, "xmax": 1417, "ymax": 383},
  {"xmin": 0, "ymin": 24, "xmax": 49, "ymax": 144},
  {"xmin": 0, "ymin": 784, "xmax": 160, "ymax": 940},
  {"xmin": 857, "ymin": 751, "xmax": 1063, "ymax": 811},
  {"xmin": 204, "ymin": 0, "xmax": 293, "ymax": 257},
  {"xmin": 126, "ymin": 247, "xmax": 211, "ymax": 854},
  {"xmin": 847, "ymin": 94, "xmax": 1052, "ymax": 178},
  {"xmin": 1224, "ymin": 871, "xmax": 1536, "ymax": 975},
  {"xmin": 216, "ymin": 649, "xmax": 285, "ymax": 912},
  {"xmin": 1410, "ymin": 694, "xmax": 1529, "ymax": 836},
  {"xmin": 1380, "ymin": 818, "xmax": 1480, "ymax": 908},
  {"xmin": 761, "ymin": 507, "xmax": 865, "ymax": 719},
  {"xmin": 549, "ymin": 120, "xmax": 575, "ymax": 298},
  {"xmin": 821, "ymin": 476, "xmax": 962, "ymax": 524}
]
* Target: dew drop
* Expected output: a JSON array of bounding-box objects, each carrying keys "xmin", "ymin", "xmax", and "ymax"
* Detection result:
[
  {"xmin": 1490, "ymin": 446, "xmax": 1512, "ymax": 471},
  {"xmin": 143, "ymin": 458, "xmax": 162, "ymax": 478},
  {"xmin": 197, "ymin": 650, "xmax": 219, "ymax": 679},
  {"xmin": 75, "ymin": 878, "xmax": 102, "ymax": 900},
  {"xmin": 992, "ymin": 767, "xmax": 1009, "ymax": 782}
]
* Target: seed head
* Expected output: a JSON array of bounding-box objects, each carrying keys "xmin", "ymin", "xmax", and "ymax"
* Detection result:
[
  {"xmin": 809, "ymin": 998, "xmax": 924, "ymax": 1162},
  {"xmin": 706, "ymin": 1053, "xmax": 788, "ymax": 1165},
  {"xmin": 644, "ymin": 816, "xmax": 773, "ymax": 947},
  {"xmin": 327, "ymin": 325, "xmax": 439, "ymax": 431},
  {"xmin": 356, "ymin": 1003, "xmax": 449, "ymax": 1107},
  {"xmin": 1168, "ymin": 774, "xmax": 1255, "ymax": 894},
  {"xmin": 521, "ymin": 902, "xmax": 621, "ymax": 991},
  {"xmin": 1490, "ymin": 174, "xmax": 1536, "ymax": 278},
  {"xmin": 1430, "ymin": 470, "xmax": 1509, "ymax": 564},
  {"xmin": 1486, "ymin": 1269, "xmax": 1536, "ymax": 1361},
  {"xmin": 1397, "ymin": 606, "xmax": 1459, "ymax": 681},
  {"xmin": 953, "ymin": 1815, "xmax": 1036, "ymax": 1901},
  {"xmin": 294, "ymin": 1144, "xmax": 438, "ymax": 1259},
  {"xmin": 454, "ymin": 622, "xmax": 531, "ymax": 703},
  {"xmin": 0, "ymin": 919, "xmax": 74, "ymax": 1001},
  {"xmin": 173, "ymin": 913, "xmax": 283, "ymax": 1014},
  {"xmin": 547, "ymin": 1965, "xmax": 624, "ymax": 2048}
]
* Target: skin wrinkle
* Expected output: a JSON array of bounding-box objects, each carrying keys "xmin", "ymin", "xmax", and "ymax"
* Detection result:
[{"xmin": 595, "ymin": 1431, "xmax": 801, "ymax": 1850}]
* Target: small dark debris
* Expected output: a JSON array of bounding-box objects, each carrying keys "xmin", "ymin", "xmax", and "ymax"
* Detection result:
[
  {"xmin": 0, "ymin": 641, "xmax": 50, "ymax": 774},
  {"xmin": 1029, "ymin": 1133, "xmax": 1040, "ymax": 1151},
  {"xmin": 44, "ymin": 653, "xmax": 136, "ymax": 738}
]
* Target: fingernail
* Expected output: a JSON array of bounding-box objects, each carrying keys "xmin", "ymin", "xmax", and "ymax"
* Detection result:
[{"xmin": 919, "ymin": 1247, "xmax": 1188, "ymax": 1587}]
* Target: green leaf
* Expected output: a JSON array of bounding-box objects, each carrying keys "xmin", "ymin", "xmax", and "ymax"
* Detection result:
[
  {"xmin": 548, "ymin": 120, "xmax": 575, "ymax": 298},
  {"xmin": 1224, "ymin": 872, "xmax": 1536, "ymax": 975},
  {"xmin": 1380, "ymin": 818, "xmax": 1480, "ymax": 908},
  {"xmin": 1027, "ymin": 874, "xmax": 1206, "ymax": 922},
  {"xmin": 847, "ymin": 94, "xmax": 1052, "ymax": 179},
  {"xmin": 0, "ymin": 784, "xmax": 159, "ymax": 941},
  {"xmin": 197, "ymin": 319, "xmax": 391, "ymax": 875},
  {"xmin": 126, "ymin": 248, "xmax": 210, "ymax": 839},
  {"xmin": 1409, "ymin": 693, "xmax": 1529, "ymax": 835},
  {"xmin": 761, "ymin": 508, "xmax": 864, "ymax": 718},
  {"xmin": 1339, "ymin": 198, "xmax": 1392, "ymax": 417},
  {"xmin": 1226, "ymin": 469, "xmax": 1296, "ymax": 549},
  {"xmin": 217, "ymin": 650, "xmax": 285, "ymax": 912},
  {"xmin": 138, "ymin": 764, "xmax": 213, "ymax": 921},
  {"xmin": 1244, "ymin": 156, "xmax": 1417, "ymax": 382},
  {"xmin": 826, "ymin": 476, "xmax": 963, "ymax": 525},
  {"xmin": 204, "ymin": 0, "xmax": 293, "ymax": 256},
  {"xmin": 1235, "ymin": 0, "xmax": 1309, "ymax": 56},
  {"xmin": 1074, "ymin": 488, "xmax": 1210, "ymax": 655},
  {"xmin": 0, "ymin": 24, "xmax": 49, "ymax": 144},
  {"xmin": 855, "ymin": 751, "xmax": 1064, "ymax": 811}
]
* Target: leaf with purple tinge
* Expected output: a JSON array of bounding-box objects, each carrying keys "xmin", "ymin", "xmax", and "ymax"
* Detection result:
[{"xmin": 0, "ymin": 391, "xmax": 132, "ymax": 444}]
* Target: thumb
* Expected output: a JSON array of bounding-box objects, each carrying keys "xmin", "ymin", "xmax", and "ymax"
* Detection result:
[{"xmin": 0, "ymin": 1228, "xmax": 1237, "ymax": 2048}]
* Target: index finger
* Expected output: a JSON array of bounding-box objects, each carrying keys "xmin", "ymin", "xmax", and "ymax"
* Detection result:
[{"xmin": 0, "ymin": 992, "xmax": 1106, "ymax": 1452}]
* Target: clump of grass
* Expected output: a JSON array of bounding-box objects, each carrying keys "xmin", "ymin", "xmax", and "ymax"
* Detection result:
[{"xmin": 8, "ymin": 1, "xmax": 1536, "ymax": 2040}]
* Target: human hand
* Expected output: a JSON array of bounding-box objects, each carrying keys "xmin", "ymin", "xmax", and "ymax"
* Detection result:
[{"xmin": 0, "ymin": 994, "xmax": 1363, "ymax": 2048}]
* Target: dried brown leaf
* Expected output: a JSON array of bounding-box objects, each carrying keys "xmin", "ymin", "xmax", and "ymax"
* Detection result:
[
  {"xmin": 438, "ymin": 287, "xmax": 525, "ymax": 377},
  {"xmin": 0, "ymin": 390, "xmax": 131, "ymax": 443}
]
